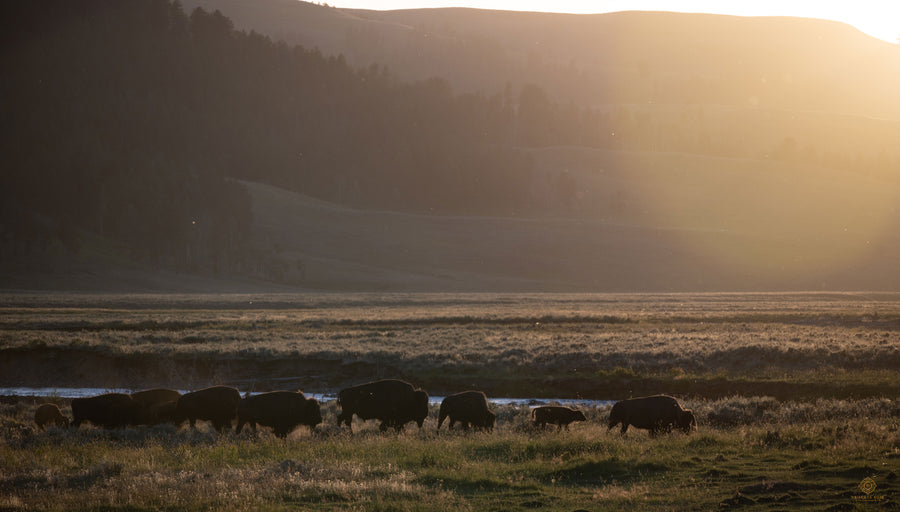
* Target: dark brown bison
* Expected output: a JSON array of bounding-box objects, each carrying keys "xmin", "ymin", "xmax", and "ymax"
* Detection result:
[
  {"xmin": 34, "ymin": 403, "xmax": 69, "ymax": 429},
  {"xmin": 131, "ymin": 388, "xmax": 182, "ymax": 425},
  {"xmin": 438, "ymin": 391, "xmax": 496, "ymax": 432},
  {"xmin": 337, "ymin": 379, "xmax": 429, "ymax": 432},
  {"xmin": 175, "ymin": 386, "xmax": 241, "ymax": 432},
  {"xmin": 71, "ymin": 393, "xmax": 140, "ymax": 429},
  {"xmin": 236, "ymin": 391, "xmax": 322, "ymax": 438},
  {"xmin": 531, "ymin": 406, "xmax": 587, "ymax": 430},
  {"xmin": 608, "ymin": 395, "xmax": 697, "ymax": 436}
]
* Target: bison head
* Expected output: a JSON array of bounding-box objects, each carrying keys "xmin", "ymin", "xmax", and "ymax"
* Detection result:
[
  {"xmin": 677, "ymin": 409, "xmax": 697, "ymax": 433},
  {"xmin": 305, "ymin": 398, "xmax": 323, "ymax": 427}
]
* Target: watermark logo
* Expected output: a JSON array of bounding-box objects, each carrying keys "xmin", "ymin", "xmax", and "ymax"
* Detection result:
[{"xmin": 852, "ymin": 477, "xmax": 885, "ymax": 504}]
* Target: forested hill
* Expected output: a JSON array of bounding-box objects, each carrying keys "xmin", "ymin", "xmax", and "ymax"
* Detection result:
[
  {"xmin": 1, "ymin": 0, "xmax": 533, "ymax": 277},
  {"xmin": 3, "ymin": 1, "xmax": 900, "ymax": 292},
  {"xmin": 184, "ymin": 0, "xmax": 900, "ymax": 122}
]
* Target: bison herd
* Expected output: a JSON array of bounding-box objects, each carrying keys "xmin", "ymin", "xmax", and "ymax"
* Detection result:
[{"xmin": 34, "ymin": 379, "xmax": 698, "ymax": 438}]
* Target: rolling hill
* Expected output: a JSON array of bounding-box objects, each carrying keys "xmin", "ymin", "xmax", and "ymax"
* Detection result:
[
  {"xmin": 4, "ymin": 2, "xmax": 900, "ymax": 293},
  {"xmin": 6, "ymin": 144, "xmax": 900, "ymax": 293},
  {"xmin": 181, "ymin": 0, "xmax": 900, "ymax": 121},
  {"xmin": 241, "ymin": 146, "xmax": 900, "ymax": 292}
]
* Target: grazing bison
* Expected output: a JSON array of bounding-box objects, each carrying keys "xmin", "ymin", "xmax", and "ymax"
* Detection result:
[
  {"xmin": 531, "ymin": 406, "xmax": 586, "ymax": 430},
  {"xmin": 34, "ymin": 403, "xmax": 69, "ymax": 429},
  {"xmin": 236, "ymin": 391, "xmax": 322, "ymax": 438},
  {"xmin": 608, "ymin": 395, "xmax": 697, "ymax": 436},
  {"xmin": 175, "ymin": 386, "xmax": 241, "ymax": 433},
  {"xmin": 438, "ymin": 391, "xmax": 496, "ymax": 432},
  {"xmin": 71, "ymin": 393, "xmax": 140, "ymax": 429},
  {"xmin": 131, "ymin": 388, "xmax": 182, "ymax": 425},
  {"xmin": 337, "ymin": 379, "xmax": 429, "ymax": 432}
]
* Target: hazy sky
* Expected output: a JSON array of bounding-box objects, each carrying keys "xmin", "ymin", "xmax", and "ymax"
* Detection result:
[{"xmin": 329, "ymin": 0, "xmax": 900, "ymax": 43}]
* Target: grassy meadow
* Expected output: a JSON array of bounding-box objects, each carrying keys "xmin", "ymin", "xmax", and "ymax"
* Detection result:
[{"xmin": 1, "ymin": 292, "xmax": 899, "ymax": 510}]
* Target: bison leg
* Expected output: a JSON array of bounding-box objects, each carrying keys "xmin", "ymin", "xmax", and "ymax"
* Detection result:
[
  {"xmin": 620, "ymin": 423, "xmax": 629, "ymax": 435},
  {"xmin": 213, "ymin": 418, "xmax": 231, "ymax": 433}
]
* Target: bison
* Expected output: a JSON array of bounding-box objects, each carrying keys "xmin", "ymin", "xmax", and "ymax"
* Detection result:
[
  {"xmin": 438, "ymin": 391, "xmax": 496, "ymax": 432},
  {"xmin": 71, "ymin": 393, "xmax": 140, "ymax": 429},
  {"xmin": 236, "ymin": 391, "xmax": 322, "ymax": 438},
  {"xmin": 131, "ymin": 388, "xmax": 182, "ymax": 425},
  {"xmin": 337, "ymin": 379, "xmax": 429, "ymax": 432},
  {"xmin": 531, "ymin": 406, "xmax": 586, "ymax": 430},
  {"xmin": 175, "ymin": 386, "xmax": 241, "ymax": 433},
  {"xmin": 34, "ymin": 403, "xmax": 69, "ymax": 429},
  {"xmin": 607, "ymin": 395, "xmax": 697, "ymax": 436}
]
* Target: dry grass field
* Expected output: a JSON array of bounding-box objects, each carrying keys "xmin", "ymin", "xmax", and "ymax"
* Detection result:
[
  {"xmin": 1, "ymin": 292, "xmax": 899, "ymax": 398},
  {"xmin": 0, "ymin": 292, "xmax": 898, "ymax": 510}
]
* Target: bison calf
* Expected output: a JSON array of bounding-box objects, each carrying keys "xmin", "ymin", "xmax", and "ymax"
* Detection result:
[
  {"xmin": 71, "ymin": 393, "xmax": 140, "ymax": 429},
  {"xmin": 34, "ymin": 403, "xmax": 69, "ymax": 429},
  {"xmin": 236, "ymin": 391, "xmax": 322, "ymax": 438},
  {"xmin": 531, "ymin": 406, "xmax": 586, "ymax": 430},
  {"xmin": 438, "ymin": 391, "xmax": 496, "ymax": 432},
  {"xmin": 176, "ymin": 386, "xmax": 241, "ymax": 433},
  {"xmin": 608, "ymin": 395, "xmax": 697, "ymax": 436}
]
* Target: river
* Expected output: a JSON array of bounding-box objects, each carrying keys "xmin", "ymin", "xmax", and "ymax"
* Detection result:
[{"xmin": 1, "ymin": 387, "xmax": 613, "ymax": 408}]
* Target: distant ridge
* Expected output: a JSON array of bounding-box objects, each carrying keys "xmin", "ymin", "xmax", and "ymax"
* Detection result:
[{"xmin": 183, "ymin": 0, "xmax": 900, "ymax": 121}]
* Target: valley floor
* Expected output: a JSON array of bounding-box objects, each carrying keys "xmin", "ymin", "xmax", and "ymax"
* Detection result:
[{"xmin": 1, "ymin": 292, "xmax": 898, "ymax": 510}]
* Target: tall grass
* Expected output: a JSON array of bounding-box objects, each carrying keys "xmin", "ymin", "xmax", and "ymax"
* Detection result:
[{"xmin": 2, "ymin": 398, "xmax": 897, "ymax": 511}]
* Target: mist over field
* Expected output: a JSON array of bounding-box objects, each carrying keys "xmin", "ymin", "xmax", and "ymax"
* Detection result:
[{"xmin": 3, "ymin": 0, "xmax": 900, "ymax": 293}]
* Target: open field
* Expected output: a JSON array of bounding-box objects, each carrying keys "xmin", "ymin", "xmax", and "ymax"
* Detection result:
[
  {"xmin": 1, "ymin": 292, "xmax": 898, "ymax": 510},
  {"xmin": 2, "ymin": 292, "xmax": 900, "ymax": 399}
]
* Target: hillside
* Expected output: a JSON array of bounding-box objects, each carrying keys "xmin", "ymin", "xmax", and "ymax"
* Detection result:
[
  {"xmin": 4, "ymin": 1, "xmax": 900, "ymax": 293},
  {"xmin": 6, "ymin": 143, "xmax": 900, "ymax": 293},
  {"xmin": 243, "ymin": 146, "xmax": 900, "ymax": 292},
  {"xmin": 179, "ymin": 1, "xmax": 900, "ymax": 184},
  {"xmin": 182, "ymin": 1, "xmax": 900, "ymax": 121}
]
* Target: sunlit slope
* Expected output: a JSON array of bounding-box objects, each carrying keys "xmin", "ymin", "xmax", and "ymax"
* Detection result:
[
  {"xmin": 246, "ymin": 148, "xmax": 900, "ymax": 291},
  {"xmin": 184, "ymin": 1, "xmax": 900, "ymax": 121}
]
